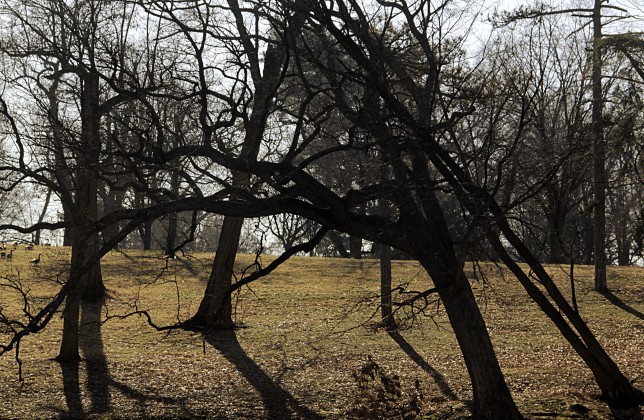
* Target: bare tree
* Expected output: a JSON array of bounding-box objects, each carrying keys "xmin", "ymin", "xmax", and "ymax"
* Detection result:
[
  {"xmin": 493, "ymin": 0, "xmax": 643, "ymax": 290},
  {"xmin": 1, "ymin": 0, "xmax": 641, "ymax": 415},
  {"xmin": 0, "ymin": 0, "xmax": 168, "ymax": 361},
  {"xmin": 287, "ymin": 0, "xmax": 642, "ymax": 409}
]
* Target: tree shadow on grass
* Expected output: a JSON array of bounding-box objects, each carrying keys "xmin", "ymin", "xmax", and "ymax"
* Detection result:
[
  {"xmin": 387, "ymin": 330, "xmax": 458, "ymax": 401},
  {"xmin": 106, "ymin": 376, "xmax": 191, "ymax": 418},
  {"xmin": 57, "ymin": 299, "xmax": 109, "ymax": 418},
  {"xmin": 59, "ymin": 361, "xmax": 84, "ymax": 418},
  {"xmin": 79, "ymin": 299, "xmax": 111, "ymax": 414},
  {"xmin": 206, "ymin": 330, "xmax": 322, "ymax": 420},
  {"xmin": 57, "ymin": 299, "xmax": 187, "ymax": 418},
  {"xmin": 600, "ymin": 290, "xmax": 644, "ymax": 321}
]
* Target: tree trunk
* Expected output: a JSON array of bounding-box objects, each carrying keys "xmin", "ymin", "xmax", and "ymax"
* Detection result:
[
  {"xmin": 141, "ymin": 221, "xmax": 152, "ymax": 250},
  {"xmin": 57, "ymin": 229, "xmax": 90, "ymax": 363},
  {"xmin": 548, "ymin": 216, "xmax": 565, "ymax": 264},
  {"xmin": 82, "ymin": 259, "xmax": 101, "ymax": 303},
  {"xmin": 100, "ymin": 186, "xmax": 125, "ymax": 248},
  {"xmin": 592, "ymin": 0, "xmax": 607, "ymax": 291},
  {"xmin": 62, "ymin": 207, "xmax": 73, "ymax": 247},
  {"xmin": 615, "ymin": 185, "xmax": 630, "ymax": 266},
  {"xmin": 57, "ymin": 287, "xmax": 82, "ymax": 363},
  {"xmin": 185, "ymin": 216, "xmax": 242, "ymax": 330},
  {"xmin": 379, "ymin": 244, "xmax": 395, "ymax": 329},
  {"xmin": 416, "ymin": 252, "xmax": 522, "ymax": 419},
  {"xmin": 166, "ymin": 212, "xmax": 178, "ymax": 254},
  {"xmin": 546, "ymin": 194, "xmax": 568, "ymax": 264},
  {"xmin": 488, "ymin": 211, "xmax": 644, "ymax": 408},
  {"xmin": 165, "ymin": 171, "xmax": 181, "ymax": 254},
  {"xmin": 401, "ymin": 175, "xmax": 521, "ymax": 418},
  {"xmin": 77, "ymin": 74, "xmax": 105, "ymax": 303},
  {"xmin": 349, "ymin": 235, "xmax": 362, "ymax": 259},
  {"xmin": 139, "ymin": 196, "xmax": 153, "ymax": 251},
  {"xmin": 34, "ymin": 188, "xmax": 52, "ymax": 245},
  {"xmin": 99, "ymin": 120, "xmax": 127, "ymax": 248},
  {"xmin": 327, "ymin": 230, "xmax": 350, "ymax": 258},
  {"xmin": 582, "ymin": 211, "xmax": 594, "ymax": 265}
]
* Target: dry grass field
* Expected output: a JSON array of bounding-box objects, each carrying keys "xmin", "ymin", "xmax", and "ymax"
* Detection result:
[{"xmin": 0, "ymin": 246, "xmax": 642, "ymax": 419}]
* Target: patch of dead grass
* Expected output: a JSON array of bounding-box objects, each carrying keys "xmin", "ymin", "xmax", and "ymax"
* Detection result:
[{"xmin": 0, "ymin": 247, "xmax": 642, "ymax": 418}]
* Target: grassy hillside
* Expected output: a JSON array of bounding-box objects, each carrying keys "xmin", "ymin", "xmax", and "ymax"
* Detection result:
[{"xmin": 0, "ymin": 246, "xmax": 642, "ymax": 418}]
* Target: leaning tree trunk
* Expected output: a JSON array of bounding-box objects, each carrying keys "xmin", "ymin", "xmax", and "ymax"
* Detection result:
[
  {"xmin": 438, "ymin": 278, "xmax": 521, "ymax": 419},
  {"xmin": 488, "ymin": 209, "xmax": 644, "ymax": 408},
  {"xmin": 407, "ymin": 188, "xmax": 521, "ymax": 418},
  {"xmin": 416, "ymin": 248, "xmax": 522, "ymax": 419},
  {"xmin": 185, "ymin": 9, "xmax": 290, "ymax": 329},
  {"xmin": 397, "ymin": 171, "xmax": 522, "ymax": 418},
  {"xmin": 185, "ymin": 216, "xmax": 243, "ymax": 330}
]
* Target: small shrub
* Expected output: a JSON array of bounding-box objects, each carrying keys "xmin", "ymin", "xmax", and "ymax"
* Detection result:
[{"xmin": 348, "ymin": 356, "xmax": 422, "ymax": 419}]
